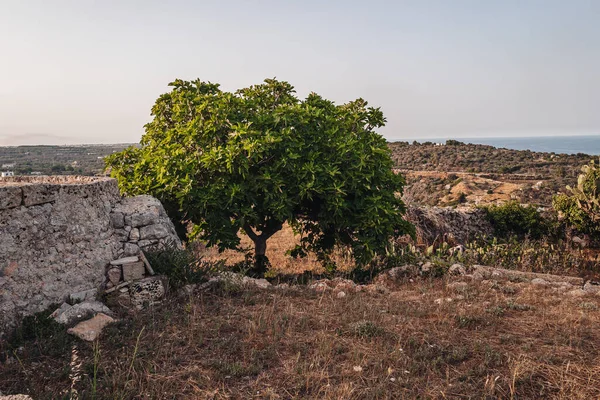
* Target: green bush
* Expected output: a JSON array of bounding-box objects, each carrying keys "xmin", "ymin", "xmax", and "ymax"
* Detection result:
[
  {"xmin": 553, "ymin": 159, "xmax": 600, "ymax": 239},
  {"xmin": 144, "ymin": 242, "xmax": 223, "ymax": 289},
  {"xmin": 483, "ymin": 201, "xmax": 548, "ymax": 239}
]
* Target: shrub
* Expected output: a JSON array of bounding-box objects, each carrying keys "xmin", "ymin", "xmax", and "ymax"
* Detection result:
[
  {"xmin": 553, "ymin": 158, "xmax": 600, "ymax": 239},
  {"xmin": 144, "ymin": 242, "xmax": 223, "ymax": 289},
  {"xmin": 483, "ymin": 201, "xmax": 548, "ymax": 239}
]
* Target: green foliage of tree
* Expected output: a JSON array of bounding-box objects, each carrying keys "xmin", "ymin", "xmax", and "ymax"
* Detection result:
[
  {"xmin": 553, "ymin": 159, "xmax": 600, "ymax": 238},
  {"xmin": 106, "ymin": 78, "xmax": 414, "ymax": 275},
  {"xmin": 483, "ymin": 201, "xmax": 548, "ymax": 239}
]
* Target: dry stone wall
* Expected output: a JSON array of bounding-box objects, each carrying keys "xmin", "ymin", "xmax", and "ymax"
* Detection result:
[{"xmin": 0, "ymin": 176, "xmax": 180, "ymax": 336}]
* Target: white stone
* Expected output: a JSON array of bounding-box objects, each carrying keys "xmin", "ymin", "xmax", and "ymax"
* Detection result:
[
  {"xmin": 110, "ymin": 256, "xmax": 139, "ymax": 266},
  {"xmin": 129, "ymin": 227, "xmax": 140, "ymax": 241},
  {"xmin": 448, "ymin": 263, "xmax": 466, "ymax": 275},
  {"xmin": 337, "ymin": 291, "xmax": 347, "ymax": 298}
]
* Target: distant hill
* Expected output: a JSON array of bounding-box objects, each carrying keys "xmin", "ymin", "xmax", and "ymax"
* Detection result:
[
  {"xmin": 0, "ymin": 144, "xmax": 134, "ymax": 176},
  {"xmin": 1, "ymin": 140, "xmax": 595, "ymax": 207},
  {"xmin": 389, "ymin": 141, "xmax": 595, "ymax": 207}
]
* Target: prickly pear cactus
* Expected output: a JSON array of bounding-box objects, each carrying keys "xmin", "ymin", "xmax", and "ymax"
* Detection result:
[{"xmin": 553, "ymin": 158, "xmax": 600, "ymax": 237}]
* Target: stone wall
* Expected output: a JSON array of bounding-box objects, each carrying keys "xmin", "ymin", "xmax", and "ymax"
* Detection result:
[
  {"xmin": 0, "ymin": 176, "xmax": 180, "ymax": 336},
  {"xmin": 406, "ymin": 205, "xmax": 493, "ymax": 246}
]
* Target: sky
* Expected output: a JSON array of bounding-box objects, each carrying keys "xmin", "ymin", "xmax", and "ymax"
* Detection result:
[{"xmin": 1, "ymin": 0, "xmax": 599, "ymax": 145}]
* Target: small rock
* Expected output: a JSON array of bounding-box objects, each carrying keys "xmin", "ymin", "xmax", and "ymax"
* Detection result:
[
  {"xmin": 122, "ymin": 261, "xmax": 146, "ymax": 281},
  {"xmin": 49, "ymin": 302, "xmax": 72, "ymax": 319},
  {"xmin": 67, "ymin": 313, "xmax": 115, "ymax": 342},
  {"xmin": 110, "ymin": 212, "xmax": 125, "ymax": 229},
  {"xmin": 447, "ymin": 281, "xmax": 468, "ymax": 292},
  {"xmin": 470, "ymin": 272, "xmax": 485, "ymax": 281},
  {"xmin": 70, "ymin": 288, "xmax": 97, "ymax": 303},
  {"xmin": 448, "ymin": 263, "xmax": 466, "ymax": 275},
  {"xmin": 243, "ymin": 277, "xmax": 271, "ymax": 289},
  {"xmin": 123, "ymin": 242, "xmax": 140, "ymax": 257},
  {"xmin": 531, "ymin": 278, "xmax": 549, "ymax": 287},
  {"xmin": 107, "ymin": 267, "xmax": 122, "ymax": 285},
  {"xmin": 364, "ymin": 284, "xmax": 389, "ymax": 294},
  {"xmin": 129, "ymin": 227, "xmax": 140, "ymax": 241},
  {"xmin": 110, "ymin": 256, "xmax": 139, "ymax": 266},
  {"xmin": 420, "ymin": 262, "xmax": 433, "ymax": 274},
  {"xmin": 53, "ymin": 301, "xmax": 112, "ymax": 326},
  {"xmin": 583, "ymin": 282, "xmax": 600, "ymax": 294},
  {"xmin": 0, "ymin": 395, "xmax": 34, "ymax": 400},
  {"xmin": 337, "ymin": 291, "xmax": 347, "ymax": 298},
  {"xmin": 276, "ymin": 283, "xmax": 290, "ymax": 290},
  {"xmin": 309, "ymin": 281, "xmax": 330, "ymax": 292}
]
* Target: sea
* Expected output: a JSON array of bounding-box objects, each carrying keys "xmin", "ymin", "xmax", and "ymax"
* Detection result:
[{"xmin": 411, "ymin": 135, "xmax": 600, "ymax": 156}]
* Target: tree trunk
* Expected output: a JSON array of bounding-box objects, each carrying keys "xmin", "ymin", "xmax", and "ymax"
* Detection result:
[
  {"xmin": 252, "ymin": 237, "xmax": 269, "ymax": 277},
  {"xmin": 243, "ymin": 222, "xmax": 282, "ymax": 277}
]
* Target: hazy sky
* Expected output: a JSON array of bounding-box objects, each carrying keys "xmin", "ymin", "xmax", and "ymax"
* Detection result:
[{"xmin": 1, "ymin": 0, "xmax": 599, "ymax": 145}]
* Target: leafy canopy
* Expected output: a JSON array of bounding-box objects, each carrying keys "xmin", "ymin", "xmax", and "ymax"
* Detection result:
[{"xmin": 106, "ymin": 78, "xmax": 414, "ymax": 270}]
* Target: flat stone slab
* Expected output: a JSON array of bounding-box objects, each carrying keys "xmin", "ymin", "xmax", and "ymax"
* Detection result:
[
  {"xmin": 110, "ymin": 256, "xmax": 139, "ymax": 266},
  {"xmin": 67, "ymin": 313, "xmax": 115, "ymax": 341},
  {"xmin": 122, "ymin": 261, "xmax": 145, "ymax": 281}
]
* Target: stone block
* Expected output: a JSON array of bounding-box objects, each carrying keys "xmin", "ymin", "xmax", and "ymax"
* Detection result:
[
  {"xmin": 110, "ymin": 256, "xmax": 139, "ymax": 266},
  {"xmin": 128, "ymin": 211, "xmax": 160, "ymax": 228},
  {"xmin": 139, "ymin": 224, "xmax": 170, "ymax": 240},
  {"xmin": 21, "ymin": 184, "xmax": 59, "ymax": 206},
  {"xmin": 123, "ymin": 242, "xmax": 139, "ymax": 257},
  {"xmin": 110, "ymin": 212, "xmax": 125, "ymax": 228},
  {"xmin": 129, "ymin": 227, "xmax": 140, "ymax": 241},
  {"xmin": 122, "ymin": 261, "xmax": 145, "ymax": 281},
  {"xmin": 107, "ymin": 267, "xmax": 122, "ymax": 285},
  {"xmin": 67, "ymin": 313, "xmax": 115, "ymax": 341},
  {"xmin": 129, "ymin": 276, "xmax": 167, "ymax": 310},
  {"xmin": 0, "ymin": 186, "xmax": 22, "ymax": 209}
]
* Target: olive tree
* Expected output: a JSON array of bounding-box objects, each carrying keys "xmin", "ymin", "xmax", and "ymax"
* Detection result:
[{"xmin": 106, "ymin": 78, "xmax": 413, "ymax": 275}]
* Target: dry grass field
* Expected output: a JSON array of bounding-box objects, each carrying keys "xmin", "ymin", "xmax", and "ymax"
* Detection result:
[{"xmin": 2, "ymin": 274, "xmax": 600, "ymax": 399}]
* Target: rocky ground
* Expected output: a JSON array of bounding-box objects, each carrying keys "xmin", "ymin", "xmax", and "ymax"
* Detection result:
[{"xmin": 1, "ymin": 264, "xmax": 599, "ymax": 399}]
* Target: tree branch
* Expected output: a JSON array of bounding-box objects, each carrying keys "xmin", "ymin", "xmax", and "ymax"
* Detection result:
[{"xmin": 243, "ymin": 223, "xmax": 259, "ymax": 242}]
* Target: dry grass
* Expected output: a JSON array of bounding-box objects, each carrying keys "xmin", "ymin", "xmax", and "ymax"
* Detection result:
[
  {"xmin": 2, "ymin": 276, "xmax": 600, "ymax": 399},
  {"xmin": 199, "ymin": 223, "xmax": 355, "ymax": 275}
]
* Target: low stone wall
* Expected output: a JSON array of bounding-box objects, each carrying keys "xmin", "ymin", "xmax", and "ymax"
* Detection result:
[
  {"xmin": 406, "ymin": 205, "xmax": 493, "ymax": 246},
  {"xmin": 0, "ymin": 176, "xmax": 179, "ymax": 336}
]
